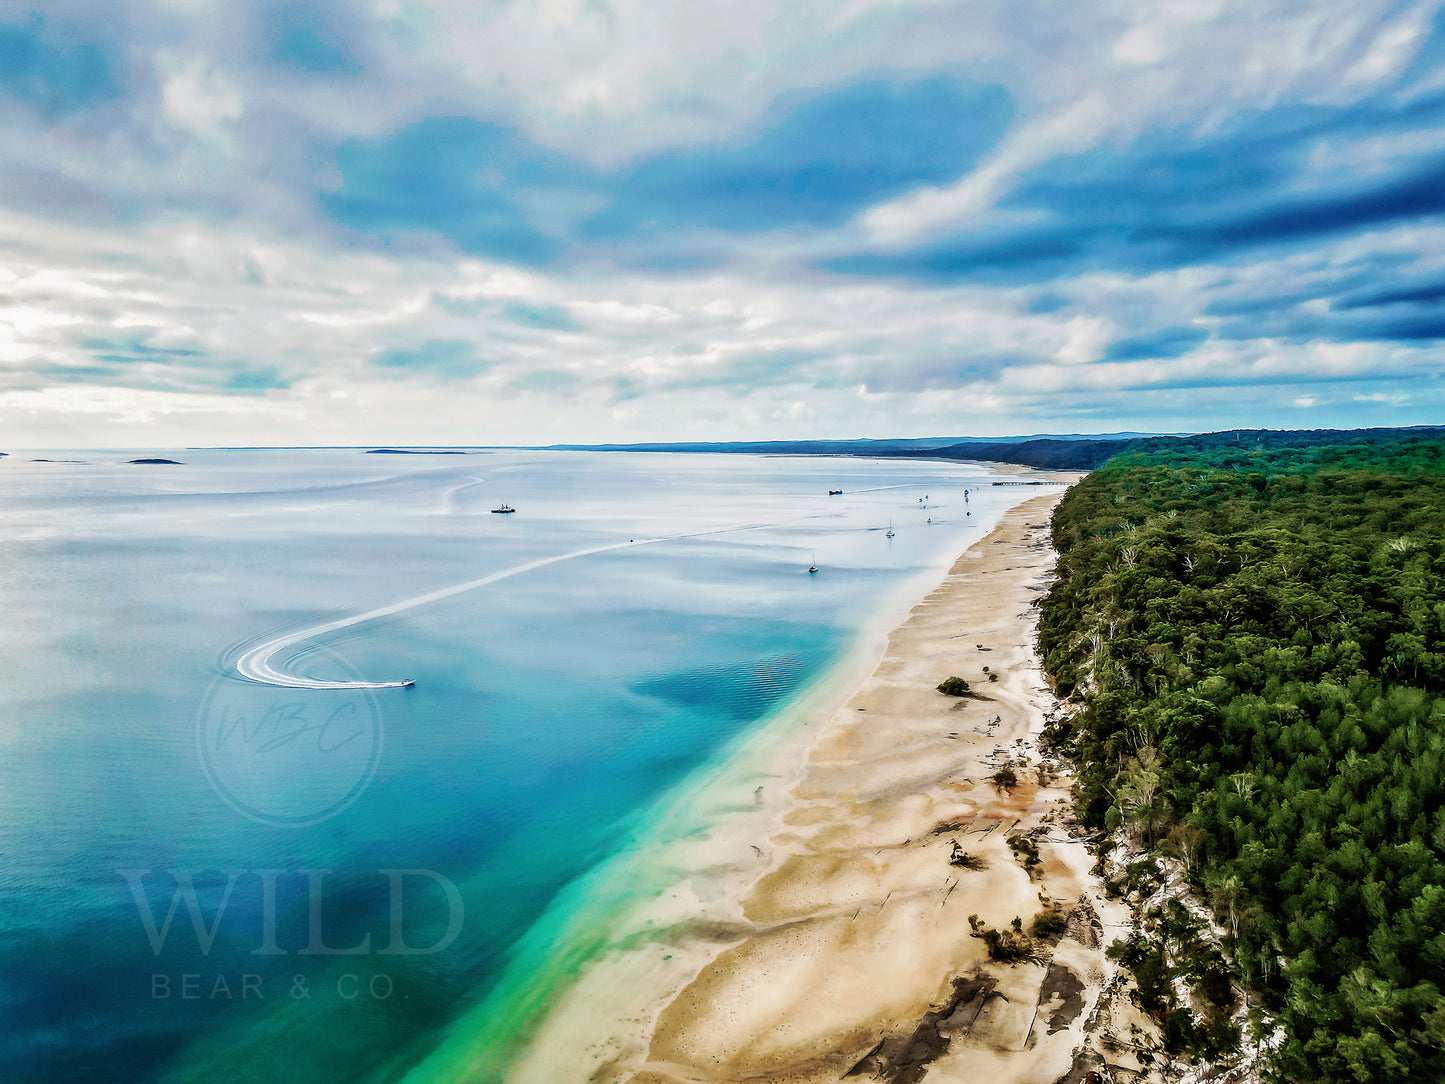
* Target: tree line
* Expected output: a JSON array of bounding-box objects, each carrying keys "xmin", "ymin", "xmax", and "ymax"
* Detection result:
[{"xmin": 1038, "ymin": 432, "xmax": 1445, "ymax": 1081}]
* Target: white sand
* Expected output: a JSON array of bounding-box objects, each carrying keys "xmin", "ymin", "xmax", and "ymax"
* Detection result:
[{"xmin": 503, "ymin": 487, "xmax": 1135, "ymax": 1084}]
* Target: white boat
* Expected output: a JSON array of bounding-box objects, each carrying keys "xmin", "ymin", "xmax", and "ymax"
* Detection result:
[
  {"xmin": 885, "ymin": 520, "xmax": 894, "ymax": 538},
  {"xmin": 491, "ymin": 504, "xmax": 515, "ymax": 514}
]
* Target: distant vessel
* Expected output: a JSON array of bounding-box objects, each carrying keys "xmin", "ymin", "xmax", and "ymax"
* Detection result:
[
  {"xmin": 885, "ymin": 520, "xmax": 894, "ymax": 538},
  {"xmin": 491, "ymin": 504, "xmax": 516, "ymax": 514},
  {"xmin": 808, "ymin": 554, "xmax": 819, "ymax": 574},
  {"xmin": 828, "ymin": 489, "xmax": 842, "ymax": 495}
]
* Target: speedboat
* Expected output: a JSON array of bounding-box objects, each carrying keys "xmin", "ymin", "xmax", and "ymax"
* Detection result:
[
  {"xmin": 828, "ymin": 489, "xmax": 842, "ymax": 495},
  {"xmin": 491, "ymin": 504, "xmax": 516, "ymax": 514}
]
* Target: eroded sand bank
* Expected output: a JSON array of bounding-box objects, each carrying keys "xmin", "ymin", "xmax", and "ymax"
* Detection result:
[{"xmin": 512, "ymin": 489, "xmax": 1120, "ymax": 1084}]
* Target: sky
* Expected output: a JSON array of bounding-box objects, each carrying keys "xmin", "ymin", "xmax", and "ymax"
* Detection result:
[{"xmin": 1, "ymin": 0, "xmax": 1444, "ymax": 447}]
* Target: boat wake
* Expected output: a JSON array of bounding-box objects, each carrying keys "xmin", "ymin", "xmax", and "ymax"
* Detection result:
[
  {"xmin": 233, "ymin": 484, "xmax": 956, "ymax": 690},
  {"xmin": 234, "ymin": 537, "xmax": 664, "ymax": 689},
  {"xmin": 444, "ymin": 475, "xmax": 488, "ymax": 512}
]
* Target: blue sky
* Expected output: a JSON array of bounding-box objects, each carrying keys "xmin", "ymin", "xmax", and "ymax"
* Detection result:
[{"xmin": 0, "ymin": 0, "xmax": 1442, "ymax": 446}]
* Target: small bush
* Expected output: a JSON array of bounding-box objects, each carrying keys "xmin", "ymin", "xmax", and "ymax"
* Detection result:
[
  {"xmin": 972, "ymin": 922, "xmax": 1044, "ymax": 964},
  {"xmin": 1163, "ymin": 1009, "xmax": 1201, "ymax": 1053},
  {"xmin": 1203, "ymin": 1014, "xmax": 1242, "ymax": 1057},
  {"xmin": 1106, "ymin": 937, "xmax": 1140, "ymax": 964},
  {"xmin": 937, "ymin": 676, "xmax": 972, "ymax": 696},
  {"xmin": 1007, "ymin": 833, "xmax": 1040, "ymax": 868},
  {"xmin": 1031, "ymin": 903, "xmax": 1068, "ymax": 938},
  {"xmin": 1131, "ymin": 945, "xmax": 1172, "ymax": 1017},
  {"xmin": 1199, "ymin": 966, "xmax": 1235, "ymax": 1008},
  {"xmin": 1125, "ymin": 856, "xmax": 1161, "ymax": 895},
  {"xmin": 949, "ymin": 841, "xmax": 987, "ymax": 869},
  {"xmin": 992, "ymin": 767, "xmax": 1018, "ymax": 791}
]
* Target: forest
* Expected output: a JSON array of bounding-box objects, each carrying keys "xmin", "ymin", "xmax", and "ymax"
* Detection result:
[
  {"xmin": 1038, "ymin": 431, "xmax": 1445, "ymax": 1081},
  {"xmin": 924, "ymin": 424, "xmax": 1445, "ymax": 470}
]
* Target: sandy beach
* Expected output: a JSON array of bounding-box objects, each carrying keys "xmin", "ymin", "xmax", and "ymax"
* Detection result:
[{"xmin": 504, "ymin": 485, "xmax": 1136, "ymax": 1084}]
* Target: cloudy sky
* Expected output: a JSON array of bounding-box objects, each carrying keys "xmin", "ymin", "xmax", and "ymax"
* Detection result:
[{"xmin": 1, "ymin": 0, "xmax": 1443, "ymax": 447}]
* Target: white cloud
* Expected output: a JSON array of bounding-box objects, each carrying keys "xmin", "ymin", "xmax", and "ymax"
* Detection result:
[
  {"xmin": 0, "ymin": 384, "xmax": 301, "ymax": 422},
  {"xmin": 860, "ymin": 95, "xmax": 1116, "ymax": 245},
  {"xmin": 0, "ymin": 0, "xmax": 1439, "ymax": 445},
  {"xmin": 1341, "ymin": 8, "xmax": 1432, "ymax": 86},
  {"xmin": 159, "ymin": 55, "xmax": 244, "ymax": 136},
  {"xmin": 2, "ymin": 187, "xmax": 1439, "ymax": 445}
]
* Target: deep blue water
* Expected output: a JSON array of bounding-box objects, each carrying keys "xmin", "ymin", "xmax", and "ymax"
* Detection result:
[{"xmin": 0, "ymin": 449, "xmax": 1030, "ymax": 1083}]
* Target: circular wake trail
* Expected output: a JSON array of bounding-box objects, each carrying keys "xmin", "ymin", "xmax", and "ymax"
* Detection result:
[
  {"xmin": 234, "ymin": 537, "xmax": 663, "ymax": 689},
  {"xmin": 233, "ymin": 483, "xmax": 942, "ymax": 690}
]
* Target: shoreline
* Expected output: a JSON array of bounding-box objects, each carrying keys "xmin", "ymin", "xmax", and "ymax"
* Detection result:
[
  {"xmin": 393, "ymin": 468, "xmax": 1077, "ymax": 1084},
  {"xmin": 504, "ymin": 484, "xmax": 1119, "ymax": 1084}
]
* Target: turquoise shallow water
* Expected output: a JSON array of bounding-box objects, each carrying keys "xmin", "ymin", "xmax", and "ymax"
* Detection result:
[{"xmin": 0, "ymin": 449, "xmax": 1031, "ymax": 1083}]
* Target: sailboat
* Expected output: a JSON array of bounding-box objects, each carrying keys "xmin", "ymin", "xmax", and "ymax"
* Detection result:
[
  {"xmin": 885, "ymin": 520, "xmax": 895, "ymax": 538},
  {"xmin": 491, "ymin": 503, "xmax": 515, "ymax": 514},
  {"xmin": 808, "ymin": 553, "xmax": 819, "ymax": 574}
]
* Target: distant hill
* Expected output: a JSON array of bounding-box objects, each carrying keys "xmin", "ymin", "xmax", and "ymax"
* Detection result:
[
  {"xmin": 543, "ymin": 433, "xmax": 1172, "ymax": 457},
  {"xmin": 911, "ymin": 437, "xmax": 1140, "ymax": 470},
  {"xmin": 549, "ymin": 427, "xmax": 1445, "ymax": 470},
  {"xmin": 876, "ymin": 425, "xmax": 1445, "ymax": 470}
]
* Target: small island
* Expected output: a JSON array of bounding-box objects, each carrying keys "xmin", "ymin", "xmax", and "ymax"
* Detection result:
[
  {"xmin": 129, "ymin": 458, "xmax": 183, "ymax": 465},
  {"xmin": 365, "ymin": 448, "xmax": 466, "ymax": 455}
]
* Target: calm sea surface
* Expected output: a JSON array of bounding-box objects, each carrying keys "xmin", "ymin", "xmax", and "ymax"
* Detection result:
[{"xmin": 0, "ymin": 449, "xmax": 1038, "ymax": 1083}]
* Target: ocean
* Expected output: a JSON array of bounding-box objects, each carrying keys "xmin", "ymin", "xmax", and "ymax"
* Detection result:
[{"xmin": 0, "ymin": 448, "xmax": 1040, "ymax": 1083}]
